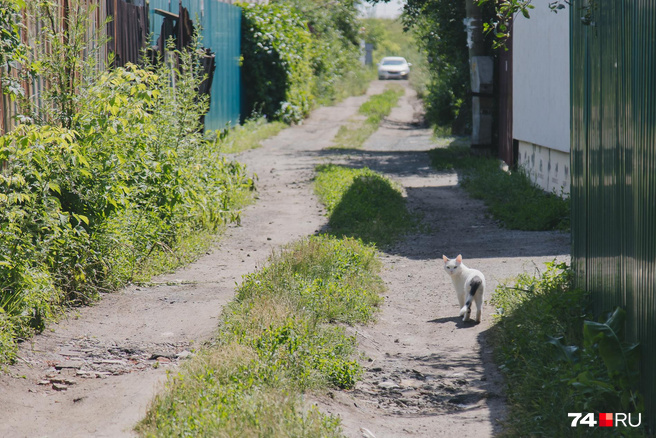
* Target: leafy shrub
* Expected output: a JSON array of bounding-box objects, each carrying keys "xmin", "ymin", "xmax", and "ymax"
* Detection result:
[
  {"xmin": 274, "ymin": 0, "xmax": 369, "ymax": 105},
  {"xmin": 240, "ymin": 3, "xmax": 315, "ymax": 123},
  {"xmin": 240, "ymin": 0, "xmax": 372, "ymax": 123},
  {"xmin": 492, "ymin": 262, "xmax": 645, "ymax": 437},
  {"xmin": 0, "ymin": 40, "xmax": 252, "ymax": 362},
  {"xmin": 402, "ymin": 0, "xmax": 494, "ymax": 133},
  {"xmin": 138, "ymin": 236, "xmax": 383, "ymax": 436}
]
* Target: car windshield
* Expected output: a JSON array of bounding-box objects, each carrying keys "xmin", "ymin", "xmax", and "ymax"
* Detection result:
[{"xmin": 382, "ymin": 59, "xmax": 405, "ymax": 66}]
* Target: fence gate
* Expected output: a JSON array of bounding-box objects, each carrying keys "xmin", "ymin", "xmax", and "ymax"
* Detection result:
[{"xmin": 149, "ymin": 0, "xmax": 242, "ymax": 130}]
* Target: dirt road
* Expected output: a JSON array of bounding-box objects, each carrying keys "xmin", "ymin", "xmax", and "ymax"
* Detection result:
[{"xmin": 0, "ymin": 81, "xmax": 569, "ymax": 437}]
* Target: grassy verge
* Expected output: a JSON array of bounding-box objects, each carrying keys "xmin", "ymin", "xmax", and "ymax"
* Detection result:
[
  {"xmin": 429, "ymin": 141, "xmax": 570, "ymax": 231},
  {"xmin": 314, "ymin": 164, "xmax": 418, "ymax": 246},
  {"xmin": 492, "ymin": 263, "xmax": 645, "ymax": 437},
  {"xmin": 214, "ymin": 117, "xmax": 287, "ymax": 154},
  {"xmin": 316, "ymin": 67, "xmax": 377, "ymax": 107},
  {"xmin": 330, "ymin": 84, "xmax": 404, "ymax": 149},
  {"xmin": 137, "ymin": 235, "xmax": 384, "ymax": 437}
]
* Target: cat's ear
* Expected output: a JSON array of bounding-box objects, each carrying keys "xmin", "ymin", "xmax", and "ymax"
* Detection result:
[
  {"xmin": 456, "ymin": 254, "xmax": 462, "ymax": 263},
  {"xmin": 442, "ymin": 255, "xmax": 448, "ymax": 263}
]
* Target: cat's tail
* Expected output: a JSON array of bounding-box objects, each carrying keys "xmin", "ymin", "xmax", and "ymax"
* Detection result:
[{"xmin": 459, "ymin": 276, "xmax": 483, "ymax": 321}]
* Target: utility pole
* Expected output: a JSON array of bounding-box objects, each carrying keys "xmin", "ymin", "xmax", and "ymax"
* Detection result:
[{"xmin": 464, "ymin": 0, "xmax": 493, "ymax": 147}]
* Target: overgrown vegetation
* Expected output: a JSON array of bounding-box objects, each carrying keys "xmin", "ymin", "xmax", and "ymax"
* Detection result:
[
  {"xmin": 137, "ymin": 235, "xmax": 384, "ymax": 436},
  {"xmin": 240, "ymin": 0, "xmax": 370, "ymax": 124},
  {"xmin": 0, "ymin": 3, "xmax": 252, "ymax": 363},
  {"xmin": 401, "ymin": 0, "xmax": 494, "ymax": 134},
  {"xmin": 492, "ymin": 262, "xmax": 645, "ymax": 436},
  {"xmin": 429, "ymin": 142, "xmax": 570, "ymax": 231},
  {"xmin": 331, "ymin": 84, "xmax": 404, "ymax": 149},
  {"xmin": 314, "ymin": 164, "xmax": 418, "ymax": 246}
]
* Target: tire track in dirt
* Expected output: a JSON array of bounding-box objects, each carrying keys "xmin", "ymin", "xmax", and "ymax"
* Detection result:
[
  {"xmin": 0, "ymin": 82, "xmax": 390, "ymax": 438},
  {"xmin": 309, "ymin": 82, "xmax": 570, "ymax": 437}
]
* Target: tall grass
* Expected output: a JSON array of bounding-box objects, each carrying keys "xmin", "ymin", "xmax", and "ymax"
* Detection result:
[
  {"xmin": 137, "ymin": 236, "xmax": 384, "ymax": 437},
  {"xmin": 429, "ymin": 142, "xmax": 570, "ymax": 231}
]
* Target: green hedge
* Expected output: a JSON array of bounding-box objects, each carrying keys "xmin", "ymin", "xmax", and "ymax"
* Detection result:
[
  {"xmin": 240, "ymin": 0, "xmax": 368, "ymax": 123},
  {"xmin": 240, "ymin": 3, "xmax": 315, "ymax": 123}
]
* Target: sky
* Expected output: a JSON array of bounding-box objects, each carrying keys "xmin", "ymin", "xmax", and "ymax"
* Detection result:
[{"xmin": 358, "ymin": 0, "xmax": 404, "ymax": 19}]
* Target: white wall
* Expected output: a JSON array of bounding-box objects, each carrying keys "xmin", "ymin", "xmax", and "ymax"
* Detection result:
[
  {"xmin": 517, "ymin": 140, "xmax": 570, "ymax": 195},
  {"xmin": 513, "ymin": 4, "xmax": 570, "ymax": 195},
  {"xmin": 513, "ymin": 4, "xmax": 569, "ymax": 153}
]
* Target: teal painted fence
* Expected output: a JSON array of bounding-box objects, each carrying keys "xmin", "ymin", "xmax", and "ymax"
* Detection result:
[
  {"xmin": 149, "ymin": 0, "xmax": 241, "ymax": 130},
  {"xmin": 571, "ymin": 0, "xmax": 656, "ymax": 422}
]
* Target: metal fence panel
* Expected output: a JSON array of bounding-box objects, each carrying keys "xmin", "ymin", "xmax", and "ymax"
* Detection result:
[
  {"xmin": 149, "ymin": 0, "xmax": 241, "ymax": 130},
  {"xmin": 571, "ymin": 0, "xmax": 656, "ymax": 421}
]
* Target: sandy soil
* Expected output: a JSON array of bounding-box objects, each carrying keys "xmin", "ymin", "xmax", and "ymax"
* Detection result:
[{"xmin": 0, "ymin": 81, "xmax": 569, "ymax": 437}]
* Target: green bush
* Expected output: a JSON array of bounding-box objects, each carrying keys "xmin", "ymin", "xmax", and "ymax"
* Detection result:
[
  {"xmin": 492, "ymin": 263, "xmax": 645, "ymax": 437},
  {"xmin": 0, "ymin": 43, "xmax": 252, "ymax": 362},
  {"xmin": 240, "ymin": 3, "xmax": 315, "ymax": 123},
  {"xmin": 240, "ymin": 0, "xmax": 371, "ymax": 123},
  {"xmin": 402, "ymin": 0, "xmax": 494, "ymax": 133},
  {"xmin": 276, "ymin": 0, "xmax": 369, "ymax": 105}
]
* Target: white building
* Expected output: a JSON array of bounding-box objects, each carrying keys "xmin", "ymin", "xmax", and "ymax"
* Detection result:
[{"xmin": 512, "ymin": 4, "xmax": 570, "ymax": 195}]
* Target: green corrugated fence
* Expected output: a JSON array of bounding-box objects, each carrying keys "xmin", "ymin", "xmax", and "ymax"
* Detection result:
[
  {"xmin": 571, "ymin": 0, "xmax": 656, "ymax": 423},
  {"xmin": 149, "ymin": 0, "xmax": 242, "ymax": 130}
]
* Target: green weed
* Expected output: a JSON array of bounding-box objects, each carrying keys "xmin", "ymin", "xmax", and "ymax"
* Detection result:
[
  {"xmin": 491, "ymin": 262, "xmax": 645, "ymax": 437},
  {"xmin": 314, "ymin": 164, "xmax": 418, "ymax": 246},
  {"xmin": 429, "ymin": 142, "xmax": 570, "ymax": 231},
  {"xmin": 137, "ymin": 235, "xmax": 383, "ymax": 437}
]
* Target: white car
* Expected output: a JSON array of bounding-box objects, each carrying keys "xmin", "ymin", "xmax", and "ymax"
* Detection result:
[{"xmin": 377, "ymin": 56, "xmax": 411, "ymax": 80}]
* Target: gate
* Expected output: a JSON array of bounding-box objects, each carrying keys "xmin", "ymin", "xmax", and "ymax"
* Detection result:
[{"xmin": 149, "ymin": 0, "xmax": 242, "ymax": 130}]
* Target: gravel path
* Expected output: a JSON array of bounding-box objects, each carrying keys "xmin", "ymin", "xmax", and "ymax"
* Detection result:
[{"xmin": 0, "ymin": 81, "xmax": 569, "ymax": 437}]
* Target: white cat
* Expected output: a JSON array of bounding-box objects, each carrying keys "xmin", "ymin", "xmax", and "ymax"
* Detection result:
[{"xmin": 442, "ymin": 254, "xmax": 485, "ymax": 322}]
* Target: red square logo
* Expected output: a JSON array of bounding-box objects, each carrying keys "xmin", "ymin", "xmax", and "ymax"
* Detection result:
[{"xmin": 599, "ymin": 413, "xmax": 613, "ymax": 427}]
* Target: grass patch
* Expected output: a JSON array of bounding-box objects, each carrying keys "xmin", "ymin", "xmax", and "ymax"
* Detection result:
[
  {"xmin": 137, "ymin": 235, "xmax": 384, "ymax": 437},
  {"xmin": 330, "ymin": 84, "xmax": 404, "ymax": 149},
  {"xmin": 212, "ymin": 117, "xmax": 287, "ymax": 154},
  {"xmin": 428, "ymin": 142, "xmax": 570, "ymax": 231},
  {"xmin": 316, "ymin": 67, "xmax": 377, "ymax": 106},
  {"xmin": 491, "ymin": 262, "xmax": 646, "ymax": 437},
  {"xmin": 314, "ymin": 164, "xmax": 418, "ymax": 246}
]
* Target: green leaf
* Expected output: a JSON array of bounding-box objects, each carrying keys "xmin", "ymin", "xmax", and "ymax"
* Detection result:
[
  {"xmin": 546, "ymin": 335, "xmax": 579, "ymax": 363},
  {"xmin": 48, "ymin": 182, "xmax": 61, "ymax": 194}
]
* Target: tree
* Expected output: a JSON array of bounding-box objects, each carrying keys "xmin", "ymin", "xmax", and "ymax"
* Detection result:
[{"xmin": 478, "ymin": 0, "xmax": 574, "ymax": 45}]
